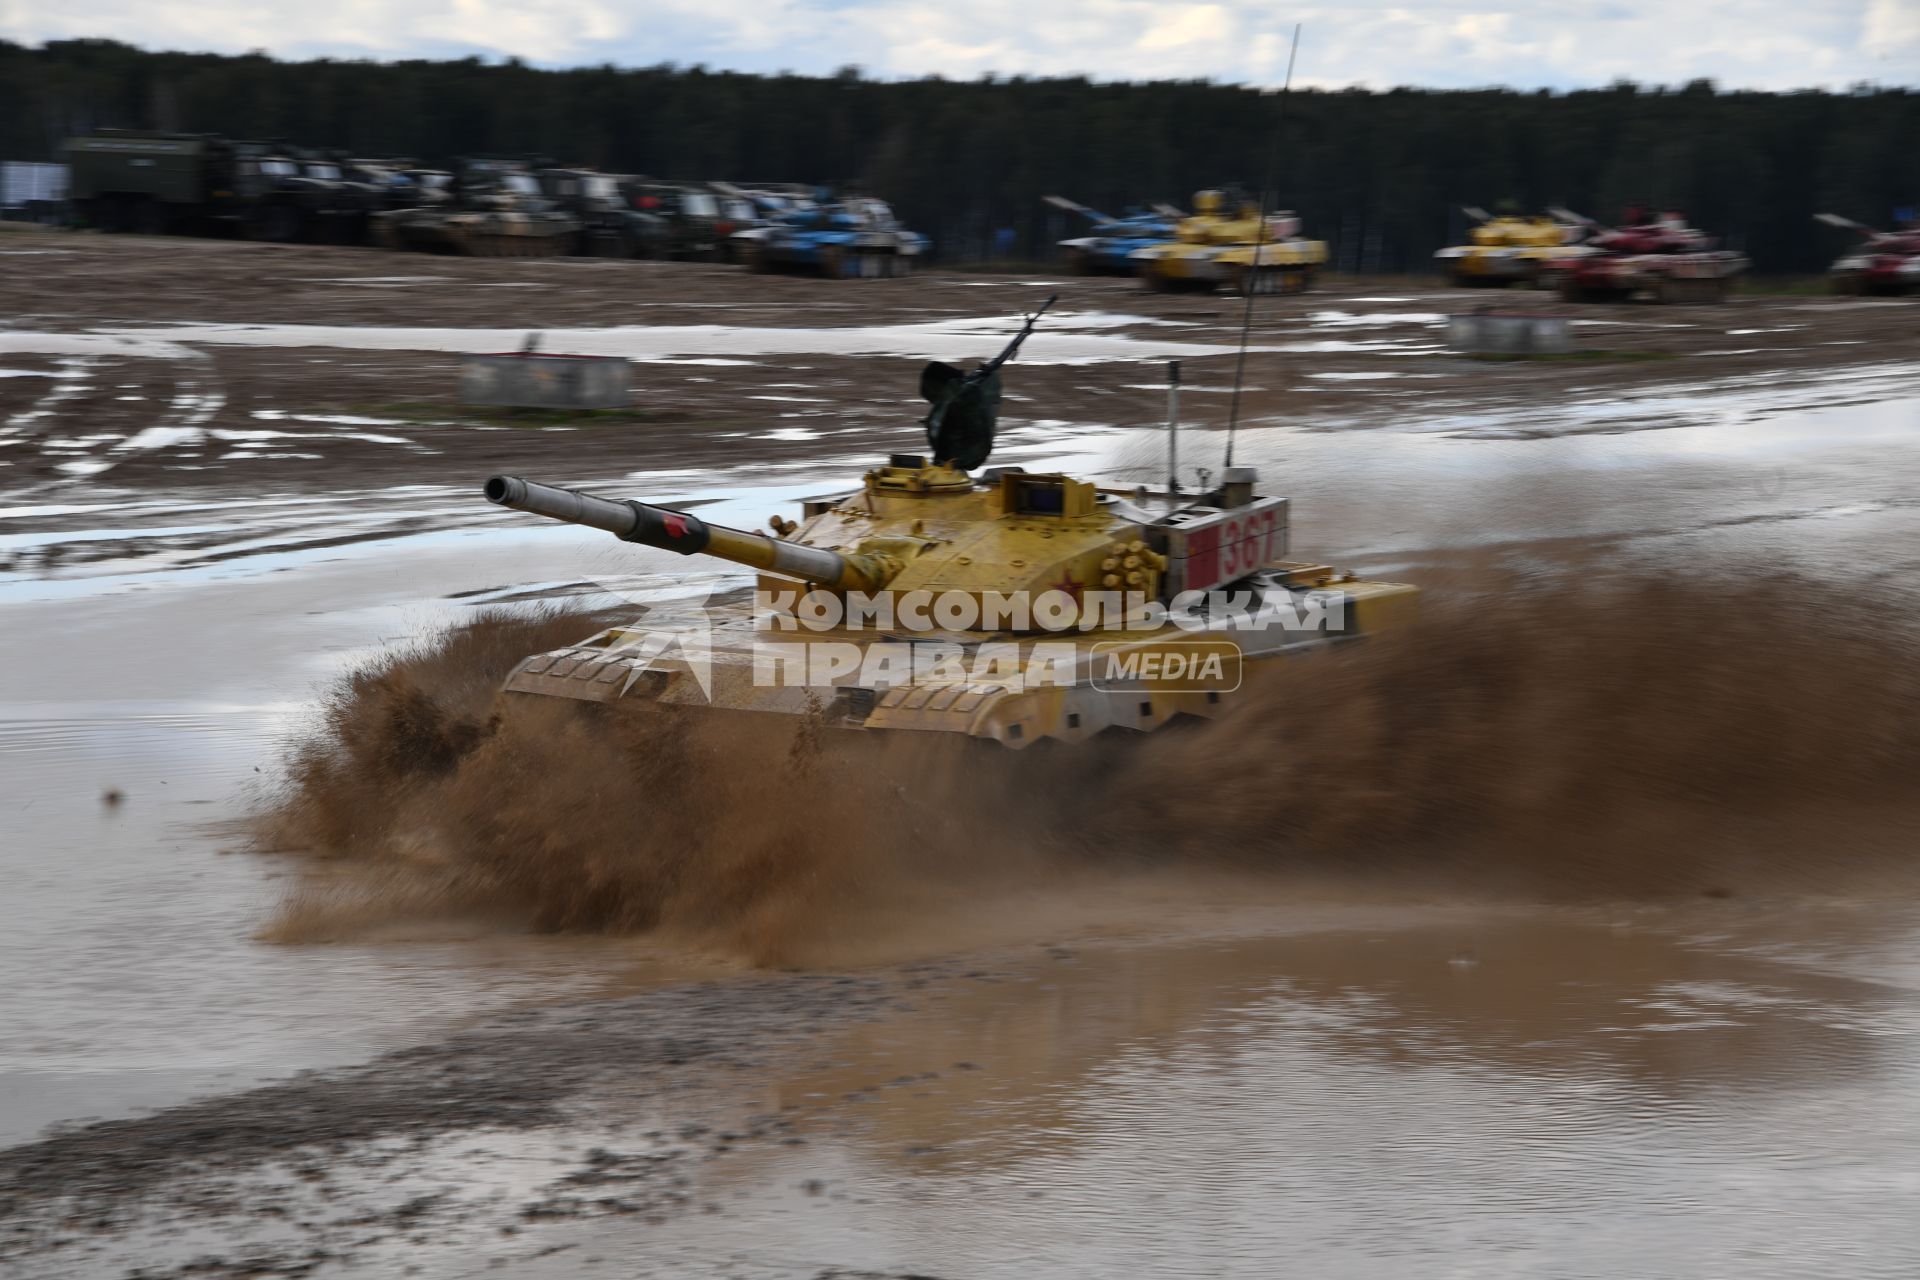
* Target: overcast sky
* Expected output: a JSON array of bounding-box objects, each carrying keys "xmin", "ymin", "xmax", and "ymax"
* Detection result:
[{"xmin": 3, "ymin": 0, "xmax": 1916, "ymax": 90}]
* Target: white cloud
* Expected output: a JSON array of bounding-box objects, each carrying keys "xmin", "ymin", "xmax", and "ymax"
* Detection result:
[
  {"xmin": 1864, "ymin": 0, "xmax": 1920, "ymax": 59},
  {"xmin": 0, "ymin": 0, "xmax": 1911, "ymax": 88},
  {"xmin": 1137, "ymin": 6, "xmax": 1237, "ymax": 54}
]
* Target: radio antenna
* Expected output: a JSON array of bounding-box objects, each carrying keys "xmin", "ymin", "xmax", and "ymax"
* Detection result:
[{"xmin": 1224, "ymin": 21, "xmax": 1302, "ymax": 470}]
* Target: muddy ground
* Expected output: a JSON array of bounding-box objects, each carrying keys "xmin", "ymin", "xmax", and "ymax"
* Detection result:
[
  {"xmin": 0, "ymin": 967, "xmax": 937, "ymax": 1278},
  {"xmin": 3, "ymin": 227, "xmax": 1913, "ymax": 497},
  {"xmin": 4, "ymin": 228, "xmax": 1920, "ymax": 1279}
]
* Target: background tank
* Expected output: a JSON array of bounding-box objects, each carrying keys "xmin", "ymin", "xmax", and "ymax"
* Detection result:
[
  {"xmin": 1536, "ymin": 206, "xmax": 1747, "ymax": 303},
  {"xmin": 1131, "ymin": 189, "xmax": 1328, "ymax": 295},
  {"xmin": 733, "ymin": 194, "xmax": 928, "ymax": 278},
  {"xmin": 1433, "ymin": 205, "xmax": 1590, "ymax": 288},
  {"xmin": 480, "ymin": 312, "xmax": 1415, "ymax": 747},
  {"xmin": 714, "ymin": 182, "xmax": 816, "ymax": 263},
  {"xmin": 373, "ymin": 160, "xmax": 580, "ymax": 257},
  {"xmin": 1042, "ymin": 195, "xmax": 1180, "ymax": 275},
  {"xmin": 1817, "ymin": 213, "xmax": 1920, "ymax": 295}
]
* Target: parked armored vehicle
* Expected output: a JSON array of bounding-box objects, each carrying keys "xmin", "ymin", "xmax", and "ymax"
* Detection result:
[
  {"xmin": 481, "ymin": 301, "xmax": 1416, "ymax": 745},
  {"xmin": 1817, "ymin": 213, "xmax": 1920, "ymax": 295},
  {"xmin": 346, "ymin": 158, "xmax": 450, "ymax": 215},
  {"xmin": 1433, "ymin": 206, "xmax": 1590, "ymax": 287},
  {"xmin": 1537, "ymin": 207, "xmax": 1746, "ymax": 303},
  {"xmin": 272, "ymin": 151, "xmax": 387, "ymax": 242},
  {"xmin": 374, "ymin": 161, "xmax": 580, "ymax": 257},
  {"xmin": 612, "ymin": 181, "xmax": 750, "ymax": 259},
  {"xmin": 1043, "ymin": 195, "xmax": 1179, "ymax": 274},
  {"xmin": 734, "ymin": 195, "xmax": 928, "ymax": 278},
  {"xmin": 1133, "ymin": 189, "xmax": 1328, "ymax": 295},
  {"xmin": 538, "ymin": 168, "xmax": 663, "ymax": 256},
  {"xmin": 720, "ymin": 183, "xmax": 818, "ymax": 261}
]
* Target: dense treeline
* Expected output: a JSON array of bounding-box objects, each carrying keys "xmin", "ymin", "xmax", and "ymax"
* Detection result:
[{"xmin": 3, "ymin": 38, "xmax": 1915, "ymax": 271}]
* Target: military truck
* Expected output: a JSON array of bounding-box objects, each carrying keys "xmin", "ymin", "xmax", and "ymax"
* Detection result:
[
  {"xmin": 270, "ymin": 150, "xmax": 387, "ymax": 243},
  {"xmin": 67, "ymin": 131, "xmax": 245, "ymax": 234},
  {"xmin": 65, "ymin": 131, "xmax": 373, "ymax": 241}
]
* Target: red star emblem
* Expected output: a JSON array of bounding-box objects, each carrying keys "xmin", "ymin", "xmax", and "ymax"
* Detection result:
[{"xmin": 1048, "ymin": 572, "xmax": 1084, "ymax": 605}]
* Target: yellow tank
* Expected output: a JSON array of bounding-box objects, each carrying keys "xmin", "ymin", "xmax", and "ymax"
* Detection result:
[
  {"xmin": 482, "ymin": 318, "xmax": 1415, "ymax": 747},
  {"xmin": 1132, "ymin": 189, "xmax": 1329, "ymax": 295},
  {"xmin": 1434, "ymin": 209, "xmax": 1586, "ymax": 287}
]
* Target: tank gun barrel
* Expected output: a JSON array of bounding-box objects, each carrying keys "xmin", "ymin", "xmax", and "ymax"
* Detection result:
[
  {"xmin": 1042, "ymin": 194, "xmax": 1113, "ymax": 227},
  {"xmin": 484, "ymin": 475, "xmax": 892, "ymax": 591}
]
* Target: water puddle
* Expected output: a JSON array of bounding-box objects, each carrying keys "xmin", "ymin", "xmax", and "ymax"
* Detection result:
[
  {"xmin": 1305, "ymin": 370, "xmax": 1445, "ymax": 381},
  {"xmin": 1401, "ymin": 361, "xmax": 1920, "ymax": 443},
  {"xmin": 0, "ymin": 332, "xmax": 199, "ymax": 360},
  {"xmin": 1300, "ymin": 309, "xmax": 1446, "ymax": 328},
  {"xmin": 519, "ymin": 908, "xmax": 1920, "ymax": 1278},
  {"xmin": 1, "ymin": 312, "xmax": 1253, "ymax": 367}
]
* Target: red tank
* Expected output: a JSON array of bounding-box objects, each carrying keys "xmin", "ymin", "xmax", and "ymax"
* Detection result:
[
  {"xmin": 1540, "ymin": 209, "xmax": 1747, "ymax": 304},
  {"xmin": 1820, "ymin": 215, "xmax": 1920, "ymax": 295}
]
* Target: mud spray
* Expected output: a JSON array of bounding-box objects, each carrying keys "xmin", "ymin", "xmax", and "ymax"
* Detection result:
[{"xmin": 259, "ymin": 572, "xmax": 1920, "ymax": 964}]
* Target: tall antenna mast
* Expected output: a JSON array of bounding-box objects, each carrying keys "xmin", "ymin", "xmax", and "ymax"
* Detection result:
[{"xmin": 1224, "ymin": 22, "xmax": 1302, "ymax": 469}]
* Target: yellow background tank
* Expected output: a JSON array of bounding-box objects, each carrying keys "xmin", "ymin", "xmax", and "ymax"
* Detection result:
[
  {"xmin": 1435, "ymin": 211, "xmax": 1587, "ymax": 287},
  {"xmin": 1132, "ymin": 189, "xmax": 1329, "ymax": 295}
]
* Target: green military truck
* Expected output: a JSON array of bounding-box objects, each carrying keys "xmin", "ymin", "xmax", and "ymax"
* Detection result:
[
  {"xmin": 68, "ymin": 132, "xmax": 235, "ymax": 233},
  {"xmin": 66, "ymin": 131, "xmax": 374, "ymax": 241}
]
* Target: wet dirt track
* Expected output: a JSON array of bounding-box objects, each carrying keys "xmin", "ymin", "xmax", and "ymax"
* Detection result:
[{"xmin": 3, "ymin": 228, "xmax": 1920, "ymax": 1277}]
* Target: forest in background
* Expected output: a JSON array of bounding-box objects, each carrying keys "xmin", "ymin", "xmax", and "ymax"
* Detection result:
[{"xmin": 2, "ymin": 38, "xmax": 1915, "ymax": 271}]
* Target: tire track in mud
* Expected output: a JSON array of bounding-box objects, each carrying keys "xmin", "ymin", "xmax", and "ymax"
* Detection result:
[
  {"xmin": 0, "ymin": 355, "xmax": 98, "ymax": 446},
  {"xmin": 0, "ymin": 349, "xmax": 225, "ymax": 494}
]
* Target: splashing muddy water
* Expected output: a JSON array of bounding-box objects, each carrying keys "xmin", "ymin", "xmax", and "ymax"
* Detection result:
[{"xmin": 258, "ymin": 569, "xmax": 1920, "ymax": 965}]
